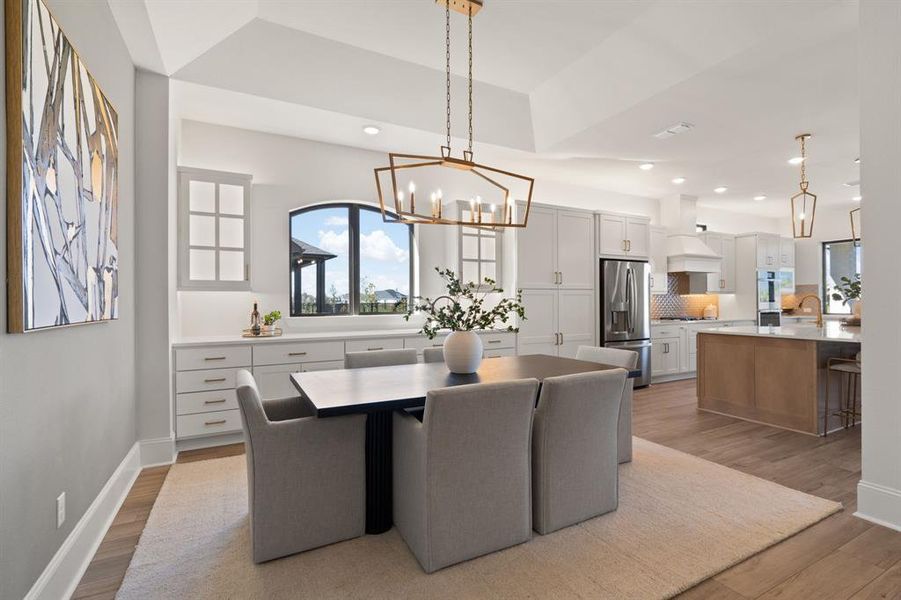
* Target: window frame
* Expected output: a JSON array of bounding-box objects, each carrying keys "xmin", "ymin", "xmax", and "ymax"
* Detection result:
[
  {"xmin": 177, "ymin": 167, "xmax": 252, "ymax": 291},
  {"xmin": 456, "ymin": 200, "xmax": 504, "ymax": 289},
  {"xmin": 288, "ymin": 202, "xmax": 414, "ymax": 317},
  {"xmin": 821, "ymin": 238, "xmax": 861, "ymax": 315}
]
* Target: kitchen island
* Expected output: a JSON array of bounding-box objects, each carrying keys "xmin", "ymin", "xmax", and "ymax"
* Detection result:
[{"xmin": 697, "ymin": 323, "xmax": 861, "ymax": 436}]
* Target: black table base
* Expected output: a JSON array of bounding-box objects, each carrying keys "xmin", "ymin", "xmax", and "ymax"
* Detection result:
[{"xmin": 364, "ymin": 411, "xmax": 393, "ymax": 534}]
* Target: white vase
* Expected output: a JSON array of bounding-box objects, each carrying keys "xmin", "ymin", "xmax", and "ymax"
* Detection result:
[{"xmin": 443, "ymin": 331, "xmax": 483, "ymax": 374}]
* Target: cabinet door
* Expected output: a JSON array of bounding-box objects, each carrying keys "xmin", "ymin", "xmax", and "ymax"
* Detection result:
[
  {"xmin": 703, "ymin": 234, "xmax": 723, "ymax": 291},
  {"xmin": 557, "ymin": 289, "xmax": 595, "ymax": 358},
  {"xmin": 556, "ymin": 210, "xmax": 595, "ymax": 289},
  {"xmin": 598, "ymin": 214, "xmax": 627, "ymax": 257},
  {"xmin": 720, "ymin": 236, "xmax": 736, "ymax": 292},
  {"xmin": 516, "ymin": 289, "xmax": 559, "ymax": 356},
  {"xmin": 651, "ymin": 341, "xmax": 666, "ymax": 376},
  {"xmin": 651, "ymin": 338, "xmax": 680, "ymax": 376},
  {"xmin": 650, "ymin": 227, "xmax": 668, "ymax": 294},
  {"xmin": 757, "ymin": 234, "xmax": 779, "ymax": 268},
  {"xmin": 625, "ymin": 218, "xmax": 650, "ymax": 258},
  {"xmin": 780, "ymin": 237, "xmax": 795, "ymax": 267},
  {"xmin": 252, "ymin": 363, "xmax": 304, "ymax": 400},
  {"xmin": 517, "ymin": 206, "xmax": 557, "ymax": 288},
  {"xmin": 664, "ymin": 338, "xmax": 682, "ymax": 374}
]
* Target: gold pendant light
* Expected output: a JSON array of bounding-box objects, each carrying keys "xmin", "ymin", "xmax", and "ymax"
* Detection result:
[
  {"xmin": 373, "ymin": 0, "xmax": 534, "ymax": 229},
  {"xmin": 790, "ymin": 133, "xmax": 817, "ymax": 239}
]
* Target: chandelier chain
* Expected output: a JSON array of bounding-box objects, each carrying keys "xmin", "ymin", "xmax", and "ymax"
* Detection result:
[
  {"xmin": 799, "ymin": 134, "xmax": 807, "ymax": 189},
  {"xmin": 445, "ymin": 0, "xmax": 451, "ymax": 152},
  {"xmin": 468, "ymin": 3, "xmax": 473, "ymax": 155}
]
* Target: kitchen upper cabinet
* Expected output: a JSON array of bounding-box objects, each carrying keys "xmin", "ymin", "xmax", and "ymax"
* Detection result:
[
  {"xmin": 516, "ymin": 204, "xmax": 594, "ymax": 290},
  {"xmin": 779, "ymin": 237, "xmax": 795, "ymax": 267},
  {"xmin": 700, "ymin": 232, "xmax": 736, "ymax": 293},
  {"xmin": 557, "ymin": 289, "xmax": 594, "ymax": 358},
  {"xmin": 650, "ymin": 226, "xmax": 668, "ymax": 294},
  {"xmin": 598, "ymin": 212, "xmax": 651, "ymax": 259},
  {"xmin": 516, "ymin": 289, "xmax": 559, "ymax": 356},
  {"xmin": 755, "ymin": 233, "xmax": 781, "ymax": 269}
]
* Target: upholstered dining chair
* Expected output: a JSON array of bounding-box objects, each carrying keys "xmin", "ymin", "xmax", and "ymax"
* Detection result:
[
  {"xmin": 393, "ymin": 379, "xmax": 540, "ymax": 573},
  {"xmin": 575, "ymin": 345, "xmax": 639, "ymax": 463},
  {"xmin": 531, "ymin": 369, "xmax": 627, "ymax": 535},
  {"xmin": 422, "ymin": 347, "xmax": 444, "ymax": 363},
  {"xmin": 345, "ymin": 348, "xmax": 418, "ymax": 369},
  {"xmin": 235, "ymin": 370, "xmax": 366, "ymax": 563}
]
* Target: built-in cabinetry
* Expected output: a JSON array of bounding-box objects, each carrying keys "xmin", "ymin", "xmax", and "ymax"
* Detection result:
[
  {"xmin": 699, "ymin": 232, "xmax": 736, "ymax": 293},
  {"xmin": 598, "ymin": 212, "xmax": 651, "ymax": 259},
  {"xmin": 649, "ymin": 226, "xmax": 668, "ymax": 294},
  {"xmin": 779, "ymin": 236, "xmax": 795, "ymax": 268},
  {"xmin": 753, "ymin": 233, "xmax": 782, "ymax": 269},
  {"xmin": 650, "ymin": 320, "xmax": 756, "ymax": 381},
  {"xmin": 172, "ymin": 330, "xmax": 517, "ymax": 446}
]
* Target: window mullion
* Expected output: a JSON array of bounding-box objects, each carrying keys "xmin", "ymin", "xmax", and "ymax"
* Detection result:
[{"xmin": 351, "ymin": 206, "xmax": 360, "ymax": 315}]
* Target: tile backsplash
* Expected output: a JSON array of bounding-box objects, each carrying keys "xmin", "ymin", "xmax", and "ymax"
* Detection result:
[{"xmin": 651, "ymin": 274, "xmax": 719, "ymax": 319}]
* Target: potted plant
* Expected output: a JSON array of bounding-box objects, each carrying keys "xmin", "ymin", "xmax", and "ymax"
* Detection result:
[
  {"xmin": 831, "ymin": 274, "xmax": 862, "ymax": 321},
  {"xmin": 406, "ymin": 268, "xmax": 525, "ymax": 374},
  {"xmin": 262, "ymin": 310, "xmax": 282, "ymax": 333}
]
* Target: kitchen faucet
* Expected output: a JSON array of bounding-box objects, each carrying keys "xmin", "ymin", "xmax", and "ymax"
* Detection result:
[{"xmin": 798, "ymin": 295, "xmax": 824, "ymax": 328}]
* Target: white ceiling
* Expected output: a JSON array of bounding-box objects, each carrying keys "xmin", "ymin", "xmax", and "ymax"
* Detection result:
[{"xmin": 110, "ymin": 0, "xmax": 861, "ymax": 218}]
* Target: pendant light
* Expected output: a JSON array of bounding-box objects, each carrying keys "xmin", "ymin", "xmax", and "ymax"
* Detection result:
[
  {"xmin": 790, "ymin": 133, "xmax": 817, "ymax": 238},
  {"xmin": 373, "ymin": 0, "xmax": 534, "ymax": 228}
]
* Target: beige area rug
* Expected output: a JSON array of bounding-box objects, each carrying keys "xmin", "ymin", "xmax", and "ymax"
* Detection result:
[{"xmin": 117, "ymin": 438, "xmax": 840, "ymax": 600}]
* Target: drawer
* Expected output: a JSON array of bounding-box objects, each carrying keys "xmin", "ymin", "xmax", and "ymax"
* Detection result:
[
  {"xmin": 301, "ymin": 360, "xmax": 344, "ymax": 372},
  {"xmin": 175, "ymin": 345, "xmax": 251, "ymax": 371},
  {"xmin": 478, "ymin": 331, "xmax": 515, "ymax": 349},
  {"xmin": 176, "ymin": 368, "xmax": 240, "ymax": 393},
  {"xmin": 651, "ymin": 326, "xmax": 682, "ymax": 338},
  {"xmin": 177, "ymin": 409, "xmax": 242, "ymax": 439},
  {"xmin": 345, "ymin": 337, "xmax": 404, "ymax": 353},
  {"xmin": 176, "ymin": 389, "xmax": 239, "ymax": 416},
  {"xmin": 484, "ymin": 347, "xmax": 516, "ymax": 358},
  {"xmin": 252, "ymin": 340, "xmax": 344, "ymax": 366},
  {"xmin": 404, "ymin": 334, "xmax": 448, "ymax": 352}
]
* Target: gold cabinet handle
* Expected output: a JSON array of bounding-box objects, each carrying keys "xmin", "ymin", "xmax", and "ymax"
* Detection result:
[
  {"xmin": 431, "ymin": 343, "xmax": 443, "ymax": 347},
  {"xmin": 288, "ymin": 351, "xmax": 307, "ymax": 356},
  {"xmin": 560, "ymin": 333, "xmax": 564, "ymax": 345},
  {"xmin": 204, "ymin": 356, "xmax": 227, "ymax": 361},
  {"xmin": 204, "ymin": 419, "xmax": 227, "ymax": 426},
  {"xmin": 204, "ymin": 377, "xmax": 227, "ymax": 383},
  {"xmin": 204, "ymin": 399, "xmax": 227, "ymax": 405},
  {"xmin": 487, "ymin": 340, "xmax": 501, "ymax": 344},
  {"xmin": 367, "ymin": 347, "xmax": 384, "ymax": 351},
  {"xmin": 622, "ymin": 240, "xmax": 627, "ymax": 252}
]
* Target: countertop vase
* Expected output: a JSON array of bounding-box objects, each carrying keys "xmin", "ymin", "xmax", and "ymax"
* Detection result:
[{"xmin": 443, "ymin": 331, "xmax": 483, "ymax": 374}]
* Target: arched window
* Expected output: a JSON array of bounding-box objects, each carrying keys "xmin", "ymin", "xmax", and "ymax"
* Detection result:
[{"xmin": 289, "ymin": 203, "xmax": 413, "ymax": 316}]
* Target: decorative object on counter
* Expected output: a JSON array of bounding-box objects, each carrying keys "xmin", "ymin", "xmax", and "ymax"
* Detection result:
[
  {"xmin": 262, "ymin": 310, "xmax": 282, "ymax": 333},
  {"xmin": 241, "ymin": 327, "xmax": 283, "ymax": 338},
  {"xmin": 703, "ymin": 304, "xmax": 718, "ymax": 320},
  {"xmin": 790, "ymin": 133, "xmax": 817, "ymax": 239},
  {"xmin": 372, "ymin": 0, "xmax": 534, "ymax": 230},
  {"xmin": 250, "ymin": 303, "xmax": 262, "ymax": 336},
  {"xmin": 6, "ymin": 0, "xmax": 120, "ymax": 333},
  {"xmin": 405, "ymin": 268, "xmax": 523, "ymax": 374},
  {"xmin": 831, "ymin": 274, "xmax": 862, "ymax": 325}
]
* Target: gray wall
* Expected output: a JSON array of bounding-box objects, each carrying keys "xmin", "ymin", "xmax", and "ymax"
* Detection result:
[{"xmin": 0, "ymin": 2, "xmax": 137, "ymax": 599}]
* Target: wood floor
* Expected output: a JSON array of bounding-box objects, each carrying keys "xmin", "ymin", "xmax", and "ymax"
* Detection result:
[{"xmin": 73, "ymin": 379, "xmax": 901, "ymax": 599}]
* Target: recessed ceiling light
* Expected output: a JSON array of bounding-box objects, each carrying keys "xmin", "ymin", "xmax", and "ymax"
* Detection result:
[
  {"xmin": 853, "ymin": 195, "xmax": 862, "ymax": 201},
  {"xmin": 363, "ymin": 125, "xmax": 381, "ymax": 135},
  {"xmin": 754, "ymin": 195, "xmax": 766, "ymax": 201},
  {"xmin": 671, "ymin": 177, "xmax": 686, "ymax": 184},
  {"xmin": 854, "ymin": 157, "xmax": 860, "ymax": 164},
  {"xmin": 788, "ymin": 156, "xmax": 805, "ymax": 165},
  {"xmin": 639, "ymin": 163, "xmax": 654, "ymax": 171},
  {"xmin": 714, "ymin": 186, "xmax": 728, "ymax": 194}
]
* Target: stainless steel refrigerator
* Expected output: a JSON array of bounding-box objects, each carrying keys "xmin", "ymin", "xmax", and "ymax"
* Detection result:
[{"xmin": 600, "ymin": 259, "xmax": 652, "ymax": 387}]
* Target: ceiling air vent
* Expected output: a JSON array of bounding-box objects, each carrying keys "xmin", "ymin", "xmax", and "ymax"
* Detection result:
[{"xmin": 653, "ymin": 122, "xmax": 694, "ymax": 139}]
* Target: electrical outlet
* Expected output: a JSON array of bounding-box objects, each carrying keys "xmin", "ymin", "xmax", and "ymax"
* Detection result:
[{"xmin": 56, "ymin": 492, "xmax": 66, "ymax": 529}]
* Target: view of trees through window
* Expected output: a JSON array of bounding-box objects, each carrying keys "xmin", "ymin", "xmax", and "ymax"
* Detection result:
[
  {"xmin": 822, "ymin": 239, "xmax": 861, "ymax": 314},
  {"xmin": 289, "ymin": 204, "xmax": 412, "ymax": 316}
]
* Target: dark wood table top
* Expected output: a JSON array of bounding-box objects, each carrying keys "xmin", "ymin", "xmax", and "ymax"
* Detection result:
[{"xmin": 291, "ymin": 354, "xmax": 640, "ymax": 417}]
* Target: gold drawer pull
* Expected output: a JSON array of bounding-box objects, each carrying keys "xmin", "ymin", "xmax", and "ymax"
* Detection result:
[
  {"xmin": 368, "ymin": 347, "xmax": 384, "ymax": 351},
  {"xmin": 487, "ymin": 340, "xmax": 501, "ymax": 344},
  {"xmin": 204, "ymin": 356, "xmax": 227, "ymax": 361},
  {"xmin": 204, "ymin": 399, "xmax": 227, "ymax": 405},
  {"xmin": 204, "ymin": 377, "xmax": 227, "ymax": 383},
  {"xmin": 204, "ymin": 419, "xmax": 227, "ymax": 426},
  {"xmin": 431, "ymin": 343, "xmax": 443, "ymax": 347},
  {"xmin": 288, "ymin": 351, "xmax": 307, "ymax": 356}
]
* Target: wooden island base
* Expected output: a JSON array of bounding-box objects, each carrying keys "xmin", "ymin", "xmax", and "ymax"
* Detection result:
[{"xmin": 697, "ymin": 332, "xmax": 860, "ymax": 436}]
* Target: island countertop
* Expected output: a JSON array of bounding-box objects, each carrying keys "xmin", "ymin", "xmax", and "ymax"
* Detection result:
[{"xmin": 700, "ymin": 322, "xmax": 861, "ymax": 344}]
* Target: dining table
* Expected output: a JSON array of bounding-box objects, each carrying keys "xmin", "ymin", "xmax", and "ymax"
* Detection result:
[{"xmin": 291, "ymin": 353, "xmax": 641, "ymax": 534}]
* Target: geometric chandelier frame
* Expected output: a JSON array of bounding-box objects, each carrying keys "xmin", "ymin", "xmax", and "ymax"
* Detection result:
[{"xmin": 790, "ymin": 133, "xmax": 816, "ymax": 239}]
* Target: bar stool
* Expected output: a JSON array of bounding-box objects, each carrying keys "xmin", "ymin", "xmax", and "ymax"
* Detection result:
[{"xmin": 824, "ymin": 352, "xmax": 861, "ymax": 436}]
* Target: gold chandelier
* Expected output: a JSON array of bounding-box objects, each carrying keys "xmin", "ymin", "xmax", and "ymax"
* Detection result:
[
  {"xmin": 790, "ymin": 133, "xmax": 817, "ymax": 239},
  {"xmin": 373, "ymin": 0, "xmax": 534, "ymax": 228}
]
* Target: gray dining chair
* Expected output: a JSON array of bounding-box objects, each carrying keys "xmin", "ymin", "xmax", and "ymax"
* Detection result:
[
  {"xmin": 393, "ymin": 379, "xmax": 540, "ymax": 573},
  {"xmin": 345, "ymin": 348, "xmax": 418, "ymax": 369},
  {"xmin": 575, "ymin": 345, "xmax": 639, "ymax": 463},
  {"xmin": 532, "ymin": 369, "xmax": 627, "ymax": 535},
  {"xmin": 235, "ymin": 370, "xmax": 366, "ymax": 563},
  {"xmin": 422, "ymin": 347, "xmax": 444, "ymax": 363}
]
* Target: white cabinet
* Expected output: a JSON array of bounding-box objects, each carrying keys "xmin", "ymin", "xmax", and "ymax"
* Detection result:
[
  {"xmin": 755, "ymin": 233, "xmax": 781, "ymax": 268},
  {"xmin": 652, "ymin": 336, "xmax": 682, "ymax": 376},
  {"xmin": 557, "ymin": 290, "xmax": 595, "ymax": 358},
  {"xmin": 780, "ymin": 237, "xmax": 795, "ymax": 267},
  {"xmin": 517, "ymin": 288, "xmax": 594, "ymax": 358},
  {"xmin": 650, "ymin": 226, "xmax": 668, "ymax": 294},
  {"xmin": 598, "ymin": 212, "xmax": 651, "ymax": 259},
  {"xmin": 517, "ymin": 204, "xmax": 594, "ymax": 289},
  {"xmin": 253, "ymin": 360, "xmax": 344, "ymax": 400},
  {"xmin": 700, "ymin": 232, "xmax": 736, "ymax": 293}
]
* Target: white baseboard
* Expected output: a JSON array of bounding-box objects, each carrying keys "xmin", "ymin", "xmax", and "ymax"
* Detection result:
[
  {"xmin": 140, "ymin": 435, "xmax": 176, "ymax": 467},
  {"xmin": 855, "ymin": 480, "xmax": 901, "ymax": 532},
  {"xmin": 176, "ymin": 431, "xmax": 244, "ymax": 453},
  {"xmin": 25, "ymin": 443, "xmax": 142, "ymax": 600}
]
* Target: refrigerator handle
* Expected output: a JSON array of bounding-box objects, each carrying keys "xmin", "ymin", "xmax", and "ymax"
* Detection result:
[{"xmin": 625, "ymin": 267, "xmax": 634, "ymax": 333}]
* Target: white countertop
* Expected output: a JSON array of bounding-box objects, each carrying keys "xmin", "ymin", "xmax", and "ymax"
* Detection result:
[
  {"xmin": 700, "ymin": 322, "xmax": 861, "ymax": 344},
  {"xmin": 172, "ymin": 328, "xmax": 513, "ymax": 348}
]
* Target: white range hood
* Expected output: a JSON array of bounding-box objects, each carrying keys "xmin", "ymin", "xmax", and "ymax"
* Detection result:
[{"xmin": 661, "ymin": 194, "xmax": 722, "ymax": 274}]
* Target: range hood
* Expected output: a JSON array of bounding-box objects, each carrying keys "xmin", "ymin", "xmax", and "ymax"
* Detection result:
[{"xmin": 661, "ymin": 195, "xmax": 721, "ymax": 274}]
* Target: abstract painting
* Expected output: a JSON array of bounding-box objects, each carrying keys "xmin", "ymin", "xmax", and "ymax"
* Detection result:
[{"xmin": 6, "ymin": 0, "xmax": 119, "ymax": 332}]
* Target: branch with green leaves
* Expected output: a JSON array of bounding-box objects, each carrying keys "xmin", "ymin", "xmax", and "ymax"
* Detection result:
[
  {"xmin": 831, "ymin": 274, "xmax": 861, "ymax": 305},
  {"xmin": 405, "ymin": 268, "xmax": 525, "ymax": 339}
]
